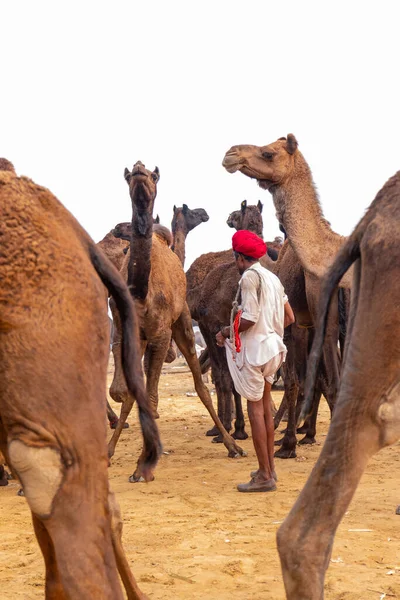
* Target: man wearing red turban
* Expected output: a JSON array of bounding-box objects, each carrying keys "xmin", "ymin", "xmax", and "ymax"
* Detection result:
[{"xmin": 216, "ymin": 230, "xmax": 295, "ymax": 493}]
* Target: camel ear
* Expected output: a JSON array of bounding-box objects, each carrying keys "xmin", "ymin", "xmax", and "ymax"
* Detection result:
[
  {"xmin": 241, "ymin": 200, "xmax": 247, "ymax": 213},
  {"xmin": 124, "ymin": 168, "xmax": 131, "ymax": 182},
  {"xmin": 154, "ymin": 214, "xmax": 160, "ymax": 224},
  {"xmin": 153, "ymin": 166, "xmax": 160, "ymax": 182},
  {"xmin": 173, "ymin": 205, "xmax": 177, "ymax": 213},
  {"xmin": 286, "ymin": 134, "xmax": 298, "ymax": 155},
  {"xmin": 182, "ymin": 203, "xmax": 189, "ymax": 214},
  {"xmin": 257, "ymin": 200, "xmax": 263, "ymax": 213}
]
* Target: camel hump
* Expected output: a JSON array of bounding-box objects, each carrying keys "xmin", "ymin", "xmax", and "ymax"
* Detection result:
[{"xmin": 153, "ymin": 224, "xmax": 172, "ymax": 247}]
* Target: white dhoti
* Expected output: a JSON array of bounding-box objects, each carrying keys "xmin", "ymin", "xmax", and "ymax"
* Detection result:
[{"xmin": 225, "ymin": 339, "xmax": 285, "ymax": 402}]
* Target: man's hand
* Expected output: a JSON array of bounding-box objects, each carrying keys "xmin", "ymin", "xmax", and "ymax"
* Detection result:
[{"xmin": 216, "ymin": 326, "xmax": 229, "ymax": 347}]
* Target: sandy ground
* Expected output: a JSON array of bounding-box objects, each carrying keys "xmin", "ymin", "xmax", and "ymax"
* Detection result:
[{"xmin": 1, "ymin": 357, "xmax": 399, "ymax": 599}]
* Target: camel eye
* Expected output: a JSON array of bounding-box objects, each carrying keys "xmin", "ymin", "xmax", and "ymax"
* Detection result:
[
  {"xmin": 151, "ymin": 172, "xmax": 158, "ymax": 181},
  {"xmin": 262, "ymin": 151, "xmax": 274, "ymax": 160}
]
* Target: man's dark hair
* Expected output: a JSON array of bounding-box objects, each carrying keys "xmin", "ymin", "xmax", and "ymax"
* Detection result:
[{"xmin": 233, "ymin": 251, "xmax": 257, "ymax": 263}]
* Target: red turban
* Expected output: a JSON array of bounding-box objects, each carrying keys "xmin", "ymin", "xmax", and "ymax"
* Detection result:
[{"xmin": 232, "ymin": 230, "xmax": 267, "ymax": 259}]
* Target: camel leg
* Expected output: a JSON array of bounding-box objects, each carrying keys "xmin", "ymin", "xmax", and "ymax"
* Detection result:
[
  {"xmin": 199, "ymin": 327, "xmax": 230, "ymax": 437},
  {"xmin": 108, "ymin": 340, "xmax": 147, "ymax": 459},
  {"xmin": 32, "ymin": 514, "xmax": 66, "ymax": 600},
  {"xmin": 274, "ymin": 379, "xmax": 297, "ymax": 459},
  {"xmin": 145, "ymin": 337, "xmax": 171, "ymax": 418},
  {"xmin": 9, "ymin": 440, "xmax": 124, "ymax": 599},
  {"xmin": 277, "ymin": 380, "xmax": 398, "ymax": 599},
  {"xmin": 274, "ymin": 393, "xmax": 287, "ymax": 430},
  {"xmin": 232, "ymin": 388, "xmax": 248, "ymax": 440},
  {"xmin": 109, "ymin": 491, "xmax": 148, "ymax": 600},
  {"xmin": 107, "ymin": 399, "xmax": 130, "ymax": 430},
  {"xmin": 172, "ymin": 304, "xmax": 246, "ymax": 458},
  {"xmin": 298, "ymin": 387, "xmax": 322, "ymax": 445}
]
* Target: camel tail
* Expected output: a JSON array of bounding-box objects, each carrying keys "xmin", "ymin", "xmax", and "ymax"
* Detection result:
[
  {"xmin": 299, "ymin": 234, "xmax": 361, "ymax": 425},
  {"xmin": 89, "ymin": 245, "xmax": 162, "ymax": 472}
]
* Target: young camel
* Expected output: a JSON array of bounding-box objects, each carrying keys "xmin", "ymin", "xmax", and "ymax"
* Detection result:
[
  {"xmin": 108, "ymin": 161, "xmax": 245, "ymax": 480},
  {"xmin": 0, "ymin": 159, "xmax": 160, "ymax": 600},
  {"xmin": 277, "ymin": 171, "xmax": 400, "ymax": 599},
  {"xmin": 222, "ymin": 136, "xmax": 346, "ymax": 454}
]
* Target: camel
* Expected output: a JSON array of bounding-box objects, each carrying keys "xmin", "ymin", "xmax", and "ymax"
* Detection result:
[
  {"xmin": 0, "ymin": 159, "xmax": 161, "ymax": 599},
  {"xmin": 98, "ymin": 221, "xmax": 175, "ymax": 429},
  {"xmin": 171, "ymin": 203, "xmax": 209, "ymax": 267},
  {"xmin": 277, "ymin": 171, "xmax": 400, "ymax": 599},
  {"xmin": 107, "ymin": 161, "xmax": 245, "ymax": 480},
  {"xmin": 222, "ymin": 136, "xmax": 347, "ymax": 456}
]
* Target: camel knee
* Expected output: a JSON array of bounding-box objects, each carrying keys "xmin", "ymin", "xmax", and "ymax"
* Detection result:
[
  {"xmin": 377, "ymin": 379, "xmax": 400, "ymax": 446},
  {"xmin": 8, "ymin": 440, "xmax": 63, "ymax": 518},
  {"xmin": 108, "ymin": 490, "xmax": 123, "ymax": 540}
]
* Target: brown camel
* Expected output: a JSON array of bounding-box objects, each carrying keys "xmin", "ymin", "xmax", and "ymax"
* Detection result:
[
  {"xmin": 222, "ymin": 136, "xmax": 346, "ymax": 456},
  {"xmin": 0, "ymin": 159, "xmax": 160, "ymax": 599},
  {"xmin": 108, "ymin": 161, "xmax": 245, "ymax": 480},
  {"xmin": 277, "ymin": 171, "xmax": 400, "ymax": 599},
  {"xmin": 98, "ymin": 221, "xmax": 175, "ymax": 429},
  {"xmin": 171, "ymin": 204, "xmax": 209, "ymax": 267}
]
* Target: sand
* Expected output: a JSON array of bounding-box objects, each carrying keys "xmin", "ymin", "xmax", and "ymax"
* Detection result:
[{"xmin": 1, "ymin": 359, "xmax": 399, "ymax": 599}]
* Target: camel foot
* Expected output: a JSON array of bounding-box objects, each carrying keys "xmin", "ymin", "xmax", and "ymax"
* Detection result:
[
  {"xmin": 228, "ymin": 447, "xmax": 247, "ymax": 458},
  {"xmin": 109, "ymin": 420, "xmax": 130, "ymax": 430},
  {"xmin": 274, "ymin": 447, "xmax": 297, "ymax": 459},
  {"xmin": 274, "ymin": 437, "xmax": 284, "ymax": 447},
  {"xmin": 296, "ymin": 424, "xmax": 308, "ymax": 434},
  {"xmin": 129, "ymin": 473, "xmax": 155, "ymax": 484},
  {"xmin": 0, "ymin": 478, "xmax": 8, "ymax": 487},
  {"xmin": 279, "ymin": 427, "xmax": 287, "ymax": 434},
  {"xmin": 17, "ymin": 488, "xmax": 24, "ymax": 496},
  {"xmin": 232, "ymin": 430, "xmax": 249, "ymax": 440},
  {"xmin": 206, "ymin": 425, "xmax": 222, "ymax": 437},
  {"xmin": 212, "ymin": 434, "xmax": 224, "ymax": 444},
  {"xmin": 396, "ymin": 505, "xmax": 400, "ymax": 515},
  {"xmin": 298, "ymin": 435, "xmax": 316, "ymax": 445}
]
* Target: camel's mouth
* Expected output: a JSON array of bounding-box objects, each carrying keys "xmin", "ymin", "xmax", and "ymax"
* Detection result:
[{"xmin": 202, "ymin": 215, "xmax": 210, "ymax": 223}]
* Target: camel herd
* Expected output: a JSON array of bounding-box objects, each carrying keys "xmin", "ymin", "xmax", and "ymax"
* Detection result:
[{"xmin": 0, "ymin": 135, "xmax": 399, "ymax": 598}]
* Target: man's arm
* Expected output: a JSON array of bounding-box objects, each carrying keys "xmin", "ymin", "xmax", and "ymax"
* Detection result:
[{"xmin": 284, "ymin": 301, "xmax": 295, "ymax": 328}]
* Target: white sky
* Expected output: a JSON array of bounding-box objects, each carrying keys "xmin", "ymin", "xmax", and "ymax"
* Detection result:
[{"xmin": 2, "ymin": 1, "xmax": 399, "ymax": 268}]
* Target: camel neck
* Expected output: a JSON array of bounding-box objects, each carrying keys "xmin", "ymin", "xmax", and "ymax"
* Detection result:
[
  {"xmin": 172, "ymin": 229, "xmax": 187, "ymax": 267},
  {"xmin": 128, "ymin": 208, "xmax": 153, "ymax": 300},
  {"xmin": 271, "ymin": 156, "xmax": 347, "ymax": 280}
]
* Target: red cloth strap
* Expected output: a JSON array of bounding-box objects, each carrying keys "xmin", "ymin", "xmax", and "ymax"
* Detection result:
[{"xmin": 233, "ymin": 310, "xmax": 243, "ymax": 353}]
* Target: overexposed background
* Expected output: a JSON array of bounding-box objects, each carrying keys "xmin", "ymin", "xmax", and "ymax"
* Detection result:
[{"xmin": 2, "ymin": 1, "xmax": 399, "ymax": 267}]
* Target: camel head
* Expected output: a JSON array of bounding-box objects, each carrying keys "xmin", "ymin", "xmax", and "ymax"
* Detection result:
[
  {"xmin": 112, "ymin": 222, "xmax": 132, "ymax": 241},
  {"xmin": 222, "ymin": 135, "xmax": 299, "ymax": 190},
  {"xmin": 124, "ymin": 161, "xmax": 160, "ymax": 235},
  {"xmin": 171, "ymin": 204, "xmax": 209, "ymax": 235},
  {"xmin": 226, "ymin": 199, "xmax": 264, "ymax": 236}
]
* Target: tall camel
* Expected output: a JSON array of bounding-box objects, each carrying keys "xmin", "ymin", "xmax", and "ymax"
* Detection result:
[
  {"xmin": 98, "ymin": 221, "xmax": 175, "ymax": 428},
  {"xmin": 277, "ymin": 171, "xmax": 400, "ymax": 599},
  {"xmin": 171, "ymin": 203, "xmax": 209, "ymax": 266},
  {"xmin": 108, "ymin": 161, "xmax": 245, "ymax": 480},
  {"xmin": 0, "ymin": 159, "xmax": 160, "ymax": 600},
  {"xmin": 222, "ymin": 136, "xmax": 346, "ymax": 454}
]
